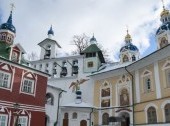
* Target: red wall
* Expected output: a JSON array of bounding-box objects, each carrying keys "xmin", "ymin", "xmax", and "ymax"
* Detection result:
[{"xmin": 0, "ymin": 61, "xmax": 48, "ymax": 126}]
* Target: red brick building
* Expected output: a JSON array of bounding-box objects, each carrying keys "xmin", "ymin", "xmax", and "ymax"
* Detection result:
[{"xmin": 0, "ymin": 7, "xmax": 49, "ymax": 126}]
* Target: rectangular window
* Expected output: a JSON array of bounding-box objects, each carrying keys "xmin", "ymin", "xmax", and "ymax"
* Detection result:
[
  {"xmin": 22, "ymin": 78, "xmax": 34, "ymax": 94},
  {"xmin": 0, "ymin": 71, "xmax": 11, "ymax": 89},
  {"xmin": 0, "ymin": 114, "xmax": 7, "ymax": 126},
  {"xmin": 88, "ymin": 62, "xmax": 93, "ymax": 68},
  {"xmin": 166, "ymin": 69, "xmax": 170, "ymax": 88},
  {"xmin": 18, "ymin": 116, "xmax": 28, "ymax": 126},
  {"xmin": 144, "ymin": 77, "xmax": 151, "ymax": 93}
]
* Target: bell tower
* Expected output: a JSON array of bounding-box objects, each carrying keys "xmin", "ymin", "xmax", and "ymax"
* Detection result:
[
  {"xmin": 38, "ymin": 26, "xmax": 61, "ymax": 60},
  {"xmin": 0, "ymin": 3, "xmax": 16, "ymax": 45},
  {"xmin": 156, "ymin": 0, "xmax": 170, "ymax": 49}
]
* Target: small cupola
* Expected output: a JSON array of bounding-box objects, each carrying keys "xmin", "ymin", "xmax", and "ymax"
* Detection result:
[
  {"xmin": 47, "ymin": 25, "xmax": 54, "ymax": 39},
  {"xmin": 120, "ymin": 28, "xmax": 139, "ymax": 63},
  {"xmin": 90, "ymin": 34, "xmax": 97, "ymax": 44}
]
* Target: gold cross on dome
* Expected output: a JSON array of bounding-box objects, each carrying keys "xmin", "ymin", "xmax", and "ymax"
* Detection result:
[
  {"xmin": 10, "ymin": 3, "xmax": 15, "ymax": 11},
  {"xmin": 161, "ymin": 0, "xmax": 165, "ymax": 9},
  {"xmin": 126, "ymin": 25, "xmax": 129, "ymax": 34}
]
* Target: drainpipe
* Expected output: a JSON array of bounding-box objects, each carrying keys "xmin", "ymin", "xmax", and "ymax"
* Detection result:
[
  {"xmin": 89, "ymin": 108, "xmax": 94, "ymax": 126},
  {"xmin": 55, "ymin": 90, "xmax": 66, "ymax": 126},
  {"xmin": 125, "ymin": 66, "xmax": 134, "ymax": 126}
]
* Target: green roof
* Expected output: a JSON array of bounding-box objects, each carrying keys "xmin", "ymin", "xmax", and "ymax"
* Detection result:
[
  {"xmin": 81, "ymin": 44, "xmax": 101, "ymax": 53},
  {"xmin": 81, "ymin": 44, "xmax": 105, "ymax": 63}
]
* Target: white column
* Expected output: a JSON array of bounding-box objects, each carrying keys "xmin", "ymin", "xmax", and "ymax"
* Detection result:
[
  {"xmin": 115, "ymin": 84, "xmax": 118, "ymax": 106},
  {"xmin": 135, "ymin": 70, "xmax": 140, "ymax": 103},
  {"xmin": 154, "ymin": 62, "xmax": 161, "ymax": 98}
]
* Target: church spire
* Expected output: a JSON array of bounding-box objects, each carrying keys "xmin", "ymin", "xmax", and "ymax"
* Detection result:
[{"xmin": 48, "ymin": 25, "xmax": 54, "ymax": 39}]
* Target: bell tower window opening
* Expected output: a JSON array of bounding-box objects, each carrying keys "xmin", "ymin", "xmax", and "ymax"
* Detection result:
[
  {"xmin": 44, "ymin": 45, "xmax": 51, "ymax": 59},
  {"xmin": 72, "ymin": 60, "xmax": 78, "ymax": 75},
  {"xmin": 53, "ymin": 62, "xmax": 57, "ymax": 75},
  {"xmin": 86, "ymin": 53, "xmax": 96, "ymax": 58},
  {"xmin": 60, "ymin": 61, "xmax": 67, "ymax": 77}
]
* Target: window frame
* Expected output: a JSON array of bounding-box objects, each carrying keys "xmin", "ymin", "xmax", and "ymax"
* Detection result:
[
  {"xmin": 21, "ymin": 77, "xmax": 35, "ymax": 95},
  {"xmin": 102, "ymin": 113, "xmax": 109, "ymax": 125},
  {"xmin": 147, "ymin": 107, "xmax": 157, "ymax": 124},
  {"xmin": 72, "ymin": 112, "xmax": 77, "ymax": 119},
  {"xmin": 0, "ymin": 114, "xmax": 8, "ymax": 126},
  {"xmin": 165, "ymin": 68, "xmax": 170, "ymax": 88},
  {"xmin": 165, "ymin": 103, "xmax": 170, "ymax": 122},
  {"xmin": 18, "ymin": 116, "xmax": 28, "ymax": 126},
  {"xmin": 87, "ymin": 62, "xmax": 93, "ymax": 68},
  {"xmin": 0, "ymin": 70, "xmax": 12, "ymax": 90}
]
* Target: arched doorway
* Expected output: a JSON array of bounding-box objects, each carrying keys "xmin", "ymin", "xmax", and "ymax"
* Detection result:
[
  {"xmin": 63, "ymin": 113, "xmax": 69, "ymax": 126},
  {"xmin": 120, "ymin": 112, "xmax": 130, "ymax": 126},
  {"xmin": 80, "ymin": 120, "xmax": 87, "ymax": 126}
]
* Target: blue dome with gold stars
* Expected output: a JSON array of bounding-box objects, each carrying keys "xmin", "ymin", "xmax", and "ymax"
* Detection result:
[{"xmin": 0, "ymin": 11, "xmax": 16, "ymax": 33}]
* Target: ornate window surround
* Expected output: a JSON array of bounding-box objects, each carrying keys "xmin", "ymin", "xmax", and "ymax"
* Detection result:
[
  {"xmin": 141, "ymin": 69, "xmax": 153, "ymax": 93},
  {"xmin": 162, "ymin": 60, "xmax": 170, "ymax": 88},
  {"xmin": 0, "ymin": 63, "xmax": 15, "ymax": 91},
  {"xmin": 20, "ymin": 71, "xmax": 37, "ymax": 96},
  {"xmin": 144, "ymin": 103, "xmax": 158, "ymax": 124},
  {"xmin": 100, "ymin": 81, "xmax": 112, "ymax": 108},
  {"xmin": 161, "ymin": 100, "xmax": 170, "ymax": 122}
]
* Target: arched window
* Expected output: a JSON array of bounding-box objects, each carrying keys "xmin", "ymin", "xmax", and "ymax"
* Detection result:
[
  {"xmin": 120, "ymin": 88, "xmax": 129, "ymax": 106},
  {"xmin": 102, "ymin": 113, "xmax": 109, "ymax": 125},
  {"xmin": 132, "ymin": 55, "xmax": 136, "ymax": 61},
  {"xmin": 64, "ymin": 113, "xmax": 68, "ymax": 119},
  {"xmin": 2, "ymin": 34, "xmax": 6, "ymax": 40},
  {"xmin": 46, "ymin": 93, "xmax": 54, "ymax": 105},
  {"xmin": 147, "ymin": 107, "xmax": 157, "ymax": 123},
  {"xmin": 72, "ymin": 112, "xmax": 77, "ymax": 119},
  {"xmin": 165, "ymin": 103, "xmax": 170, "ymax": 122},
  {"xmin": 123, "ymin": 55, "xmax": 129, "ymax": 62},
  {"xmin": 160, "ymin": 37, "xmax": 168, "ymax": 48}
]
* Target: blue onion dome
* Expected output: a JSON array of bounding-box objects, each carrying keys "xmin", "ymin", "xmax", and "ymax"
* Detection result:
[
  {"xmin": 90, "ymin": 34, "xmax": 97, "ymax": 44},
  {"xmin": 120, "ymin": 31, "xmax": 138, "ymax": 52},
  {"xmin": 48, "ymin": 25, "xmax": 54, "ymax": 35},
  {"xmin": 0, "ymin": 11, "xmax": 16, "ymax": 33},
  {"xmin": 156, "ymin": 22, "xmax": 170, "ymax": 35},
  {"xmin": 120, "ymin": 43, "xmax": 139, "ymax": 52}
]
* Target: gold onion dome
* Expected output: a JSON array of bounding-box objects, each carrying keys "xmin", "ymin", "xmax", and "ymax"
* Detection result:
[
  {"xmin": 125, "ymin": 30, "xmax": 132, "ymax": 42},
  {"xmin": 160, "ymin": 8, "xmax": 169, "ymax": 17}
]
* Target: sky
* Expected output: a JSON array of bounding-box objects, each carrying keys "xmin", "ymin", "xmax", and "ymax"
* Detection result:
[{"xmin": 0, "ymin": 0, "xmax": 170, "ymax": 61}]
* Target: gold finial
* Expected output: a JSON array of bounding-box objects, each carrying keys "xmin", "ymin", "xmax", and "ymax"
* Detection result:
[
  {"xmin": 125, "ymin": 25, "xmax": 132, "ymax": 42},
  {"xmin": 160, "ymin": 0, "xmax": 169, "ymax": 17},
  {"xmin": 10, "ymin": 3, "xmax": 15, "ymax": 12}
]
